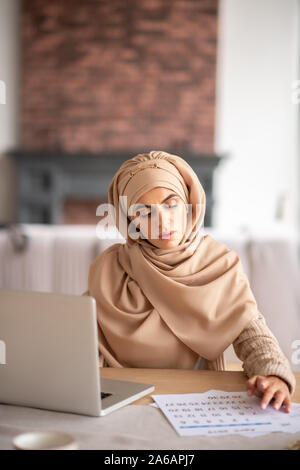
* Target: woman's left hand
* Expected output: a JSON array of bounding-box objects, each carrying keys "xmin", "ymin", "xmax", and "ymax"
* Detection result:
[{"xmin": 246, "ymin": 375, "xmax": 292, "ymax": 413}]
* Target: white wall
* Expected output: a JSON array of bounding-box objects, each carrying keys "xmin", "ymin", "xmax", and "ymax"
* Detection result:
[
  {"xmin": 214, "ymin": 0, "xmax": 299, "ymax": 239},
  {"xmin": 0, "ymin": 0, "xmax": 20, "ymax": 223}
]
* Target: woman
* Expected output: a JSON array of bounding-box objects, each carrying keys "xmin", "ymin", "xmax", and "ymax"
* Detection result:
[{"xmin": 82, "ymin": 150, "xmax": 296, "ymax": 413}]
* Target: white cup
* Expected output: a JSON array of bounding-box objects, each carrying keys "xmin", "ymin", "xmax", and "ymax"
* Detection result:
[{"xmin": 12, "ymin": 431, "xmax": 78, "ymax": 450}]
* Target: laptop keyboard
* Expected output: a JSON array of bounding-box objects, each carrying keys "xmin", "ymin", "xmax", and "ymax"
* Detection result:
[{"xmin": 101, "ymin": 391, "xmax": 113, "ymax": 400}]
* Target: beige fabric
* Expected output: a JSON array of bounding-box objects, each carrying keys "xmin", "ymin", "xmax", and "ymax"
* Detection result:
[
  {"xmin": 82, "ymin": 290, "xmax": 296, "ymax": 395},
  {"xmin": 83, "ymin": 285, "xmax": 296, "ymax": 394},
  {"xmin": 83, "ymin": 150, "xmax": 262, "ymax": 369},
  {"xmin": 96, "ymin": 353, "xmax": 227, "ymax": 372}
]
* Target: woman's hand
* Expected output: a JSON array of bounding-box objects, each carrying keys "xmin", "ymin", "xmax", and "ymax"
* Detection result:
[{"xmin": 246, "ymin": 375, "xmax": 292, "ymax": 413}]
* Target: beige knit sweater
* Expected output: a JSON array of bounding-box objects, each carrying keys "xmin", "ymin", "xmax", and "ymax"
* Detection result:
[
  {"xmin": 82, "ymin": 290, "xmax": 296, "ymax": 397},
  {"xmin": 204, "ymin": 311, "xmax": 296, "ymax": 396}
]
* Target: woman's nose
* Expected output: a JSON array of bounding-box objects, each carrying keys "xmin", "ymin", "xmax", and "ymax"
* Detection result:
[{"xmin": 158, "ymin": 209, "xmax": 172, "ymax": 233}]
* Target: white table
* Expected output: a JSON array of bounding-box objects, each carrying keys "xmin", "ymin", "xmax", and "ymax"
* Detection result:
[{"xmin": 1, "ymin": 368, "xmax": 299, "ymax": 450}]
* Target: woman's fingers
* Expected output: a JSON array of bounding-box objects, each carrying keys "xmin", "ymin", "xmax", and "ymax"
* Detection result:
[
  {"xmin": 246, "ymin": 375, "xmax": 259, "ymax": 395},
  {"xmin": 272, "ymin": 390, "xmax": 285, "ymax": 411},
  {"xmin": 260, "ymin": 385, "xmax": 276, "ymax": 410},
  {"xmin": 283, "ymin": 394, "xmax": 292, "ymax": 413},
  {"xmin": 247, "ymin": 376, "xmax": 276, "ymax": 409},
  {"xmin": 246, "ymin": 375, "xmax": 267, "ymax": 397},
  {"xmin": 246, "ymin": 375, "xmax": 292, "ymax": 412},
  {"xmin": 256, "ymin": 376, "xmax": 269, "ymax": 393}
]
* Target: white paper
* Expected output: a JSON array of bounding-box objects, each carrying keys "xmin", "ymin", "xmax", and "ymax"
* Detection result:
[{"xmin": 150, "ymin": 390, "xmax": 300, "ymax": 437}]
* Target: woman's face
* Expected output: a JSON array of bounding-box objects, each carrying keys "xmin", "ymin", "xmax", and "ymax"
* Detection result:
[{"xmin": 128, "ymin": 187, "xmax": 187, "ymax": 248}]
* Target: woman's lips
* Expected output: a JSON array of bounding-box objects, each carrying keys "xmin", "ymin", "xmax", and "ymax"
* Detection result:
[{"xmin": 160, "ymin": 231, "xmax": 177, "ymax": 239}]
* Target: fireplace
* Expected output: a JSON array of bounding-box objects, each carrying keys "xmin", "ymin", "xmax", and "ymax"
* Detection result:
[{"xmin": 10, "ymin": 150, "xmax": 223, "ymax": 227}]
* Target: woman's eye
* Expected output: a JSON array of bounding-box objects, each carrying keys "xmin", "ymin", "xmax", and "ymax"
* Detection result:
[{"xmin": 140, "ymin": 204, "xmax": 177, "ymax": 218}]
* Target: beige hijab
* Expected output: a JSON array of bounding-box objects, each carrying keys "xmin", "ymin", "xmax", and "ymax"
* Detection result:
[{"xmin": 86, "ymin": 150, "xmax": 258, "ymax": 369}]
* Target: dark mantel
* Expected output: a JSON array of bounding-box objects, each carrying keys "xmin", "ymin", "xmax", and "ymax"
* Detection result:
[{"xmin": 9, "ymin": 150, "xmax": 227, "ymax": 226}]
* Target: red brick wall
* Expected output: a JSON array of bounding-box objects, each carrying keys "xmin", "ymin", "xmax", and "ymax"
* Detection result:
[{"xmin": 21, "ymin": 0, "xmax": 219, "ymax": 155}]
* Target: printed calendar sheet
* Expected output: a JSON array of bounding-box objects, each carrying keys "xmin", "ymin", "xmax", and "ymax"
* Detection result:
[{"xmin": 150, "ymin": 390, "xmax": 300, "ymax": 437}]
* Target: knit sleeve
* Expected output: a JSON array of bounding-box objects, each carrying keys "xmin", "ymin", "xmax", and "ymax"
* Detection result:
[{"xmin": 232, "ymin": 312, "xmax": 296, "ymax": 396}]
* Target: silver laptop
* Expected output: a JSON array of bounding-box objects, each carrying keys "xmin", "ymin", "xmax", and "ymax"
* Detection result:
[{"xmin": 0, "ymin": 288, "xmax": 155, "ymax": 417}]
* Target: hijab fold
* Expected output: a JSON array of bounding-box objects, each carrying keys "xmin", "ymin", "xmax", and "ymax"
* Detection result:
[{"xmin": 87, "ymin": 150, "xmax": 259, "ymax": 368}]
